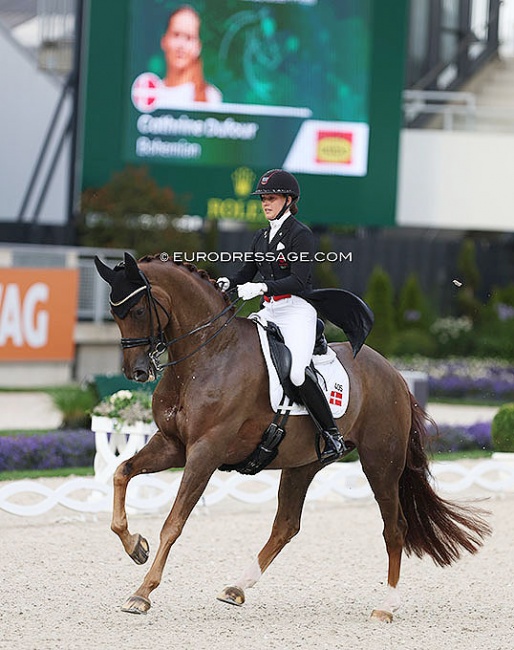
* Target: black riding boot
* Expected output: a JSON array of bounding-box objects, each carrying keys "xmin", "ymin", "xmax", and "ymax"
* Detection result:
[{"xmin": 297, "ymin": 366, "xmax": 349, "ymax": 464}]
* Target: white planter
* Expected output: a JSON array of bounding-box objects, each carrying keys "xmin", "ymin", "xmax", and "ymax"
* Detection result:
[
  {"xmin": 491, "ymin": 451, "xmax": 514, "ymax": 462},
  {"xmin": 90, "ymin": 416, "xmax": 156, "ymax": 484}
]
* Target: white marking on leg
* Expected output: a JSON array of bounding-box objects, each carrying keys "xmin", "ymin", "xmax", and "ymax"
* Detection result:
[
  {"xmin": 233, "ymin": 558, "xmax": 262, "ymax": 591},
  {"xmin": 378, "ymin": 585, "xmax": 401, "ymax": 613}
]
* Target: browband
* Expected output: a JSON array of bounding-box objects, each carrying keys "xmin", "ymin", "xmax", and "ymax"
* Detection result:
[{"xmin": 109, "ymin": 285, "xmax": 147, "ymax": 307}]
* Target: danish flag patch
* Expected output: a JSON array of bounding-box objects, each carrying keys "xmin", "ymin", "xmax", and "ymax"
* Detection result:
[{"xmin": 329, "ymin": 390, "xmax": 343, "ymax": 407}]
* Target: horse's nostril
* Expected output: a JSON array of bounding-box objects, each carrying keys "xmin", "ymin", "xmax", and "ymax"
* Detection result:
[{"xmin": 133, "ymin": 369, "xmax": 149, "ymax": 383}]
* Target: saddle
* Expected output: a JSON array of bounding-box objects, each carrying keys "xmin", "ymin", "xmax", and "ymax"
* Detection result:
[
  {"xmin": 265, "ymin": 318, "xmax": 328, "ymax": 402},
  {"xmin": 218, "ymin": 319, "xmax": 333, "ymax": 476}
]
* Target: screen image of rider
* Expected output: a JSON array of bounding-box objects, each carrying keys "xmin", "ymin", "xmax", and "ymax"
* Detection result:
[{"xmin": 125, "ymin": 0, "xmax": 371, "ymax": 176}]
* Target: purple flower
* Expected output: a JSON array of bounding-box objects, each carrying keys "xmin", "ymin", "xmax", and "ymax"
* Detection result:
[
  {"xmin": 426, "ymin": 421, "xmax": 492, "ymax": 453},
  {"xmin": 0, "ymin": 430, "xmax": 95, "ymax": 472}
]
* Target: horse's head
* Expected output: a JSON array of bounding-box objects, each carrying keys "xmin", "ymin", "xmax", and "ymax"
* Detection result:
[{"xmin": 94, "ymin": 252, "xmax": 171, "ymax": 382}]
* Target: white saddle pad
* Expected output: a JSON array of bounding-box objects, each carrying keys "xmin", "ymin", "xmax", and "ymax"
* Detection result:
[{"xmin": 249, "ymin": 313, "xmax": 350, "ymax": 417}]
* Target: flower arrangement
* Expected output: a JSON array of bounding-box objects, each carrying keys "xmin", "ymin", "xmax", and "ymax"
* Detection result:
[{"xmin": 92, "ymin": 390, "xmax": 154, "ymax": 425}]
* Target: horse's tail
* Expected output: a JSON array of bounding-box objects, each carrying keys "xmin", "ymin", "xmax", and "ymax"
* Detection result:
[{"xmin": 399, "ymin": 393, "xmax": 492, "ymax": 566}]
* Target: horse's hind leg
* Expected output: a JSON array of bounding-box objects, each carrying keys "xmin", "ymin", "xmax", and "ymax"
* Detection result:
[
  {"xmin": 217, "ymin": 463, "xmax": 321, "ymax": 606},
  {"xmin": 361, "ymin": 461, "xmax": 407, "ymax": 623},
  {"xmin": 371, "ymin": 490, "xmax": 406, "ymax": 623},
  {"xmin": 111, "ymin": 431, "xmax": 185, "ymax": 565}
]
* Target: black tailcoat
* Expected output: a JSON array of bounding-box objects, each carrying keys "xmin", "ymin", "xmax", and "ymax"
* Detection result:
[
  {"xmin": 228, "ymin": 215, "xmax": 315, "ymax": 296},
  {"xmin": 228, "ymin": 214, "xmax": 374, "ymax": 356}
]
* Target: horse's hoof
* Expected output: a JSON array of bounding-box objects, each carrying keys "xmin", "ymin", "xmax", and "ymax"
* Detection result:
[
  {"xmin": 370, "ymin": 609, "xmax": 393, "ymax": 623},
  {"xmin": 217, "ymin": 586, "xmax": 245, "ymax": 606},
  {"xmin": 121, "ymin": 595, "xmax": 151, "ymax": 614},
  {"xmin": 129, "ymin": 534, "xmax": 150, "ymax": 565}
]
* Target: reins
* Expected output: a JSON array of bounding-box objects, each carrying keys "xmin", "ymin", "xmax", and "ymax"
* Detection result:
[
  {"xmin": 120, "ymin": 270, "xmax": 244, "ymax": 373},
  {"xmin": 151, "ymin": 291, "xmax": 245, "ymax": 371}
]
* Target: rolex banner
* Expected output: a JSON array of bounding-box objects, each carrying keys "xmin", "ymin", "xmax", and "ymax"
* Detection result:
[{"xmin": 125, "ymin": 0, "xmax": 371, "ymax": 177}]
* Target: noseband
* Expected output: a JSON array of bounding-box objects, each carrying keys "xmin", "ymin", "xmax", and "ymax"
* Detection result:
[{"xmin": 119, "ymin": 268, "xmax": 243, "ymax": 374}]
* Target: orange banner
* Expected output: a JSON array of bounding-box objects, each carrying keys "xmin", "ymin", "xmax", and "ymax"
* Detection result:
[{"xmin": 0, "ymin": 269, "xmax": 79, "ymax": 361}]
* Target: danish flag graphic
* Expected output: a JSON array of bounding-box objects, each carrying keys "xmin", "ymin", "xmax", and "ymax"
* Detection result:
[
  {"xmin": 329, "ymin": 390, "xmax": 343, "ymax": 407},
  {"xmin": 131, "ymin": 73, "xmax": 161, "ymax": 112}
]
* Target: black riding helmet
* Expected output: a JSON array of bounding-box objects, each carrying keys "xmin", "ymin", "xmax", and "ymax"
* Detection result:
[
  {"xmin": 252, "ymin": 169, "xmax": 300, "ymax": 220},
  {"xmin": 251, "ymin": 169, "xmax": 300, "ymax": 198}
]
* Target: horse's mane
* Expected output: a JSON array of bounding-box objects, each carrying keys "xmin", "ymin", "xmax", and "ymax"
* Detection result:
[{"xmin": 138, "ymin": 254, "xmax": 231, "ymax": 305}]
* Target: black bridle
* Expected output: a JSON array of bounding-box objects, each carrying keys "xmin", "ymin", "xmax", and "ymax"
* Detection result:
[{"xmin": 119, "ymin": 270, "xmax": 244, "ymax": 374}]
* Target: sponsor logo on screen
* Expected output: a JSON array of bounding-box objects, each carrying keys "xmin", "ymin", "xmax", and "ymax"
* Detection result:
[
  {"xmin": 232, "ymin": 167, "xmax": 256, "ymax": 198},
  {"xmin": 206, "ymin": 167, "xmax": 262, "ymax": 221},
  {"xmin": 283, "ymin": 120, "xmax": 369, "ymax": 176},
  {"xmin": 316, "ymin": 131, "xmax": 353, "ymax": 164}
]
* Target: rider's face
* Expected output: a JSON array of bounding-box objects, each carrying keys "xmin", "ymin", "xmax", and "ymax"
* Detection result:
[
  {"xmin": 161, "ymin": 9, "xmax": 201, "ymax": 74},
  {"xmin": 260, "ymin": 194, "xmax": 290, "ymax": 221}
]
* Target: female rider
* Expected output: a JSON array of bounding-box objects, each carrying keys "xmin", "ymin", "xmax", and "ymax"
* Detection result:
[{"xmin": 217, "ymin": 169, "xmax": 347, "ymax": 464}]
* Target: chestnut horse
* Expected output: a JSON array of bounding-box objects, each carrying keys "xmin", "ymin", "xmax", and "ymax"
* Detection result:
[{"xmin": 94, "ymin": 253, "xmax": 491, "ymax": 622}]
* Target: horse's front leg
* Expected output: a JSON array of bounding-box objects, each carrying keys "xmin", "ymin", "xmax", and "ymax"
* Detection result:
[
  {"xmin": 112, "ymin": 431, "xmax": 185, "ymax": 565},
  {"xmin": 121, "ymin": 438, "xmax": 221, "ymax": 614},
  {"xmin": 218, "ymin": 463, "xmax": 321, "ymax": 606}
]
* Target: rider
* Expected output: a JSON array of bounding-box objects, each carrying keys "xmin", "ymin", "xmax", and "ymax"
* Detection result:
[{"xmin": 217, "ymin": 169, "xmax": 348, "ymax": 464}]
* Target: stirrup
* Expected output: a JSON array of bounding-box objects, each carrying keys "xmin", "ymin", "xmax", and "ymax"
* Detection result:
[{"xmin": 317, "ymin": 430, "xmax": 347, "ymax": 465}]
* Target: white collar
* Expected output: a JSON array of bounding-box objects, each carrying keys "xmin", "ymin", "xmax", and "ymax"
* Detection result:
[{"xmin": 269, "ymin": 211, "xmax": 291, "ymax": 240}]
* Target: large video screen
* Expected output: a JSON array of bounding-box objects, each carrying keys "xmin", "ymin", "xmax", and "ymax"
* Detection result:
[{"xmin": 125, "ymin": 0, "xmax": 371, "ymax": 177}]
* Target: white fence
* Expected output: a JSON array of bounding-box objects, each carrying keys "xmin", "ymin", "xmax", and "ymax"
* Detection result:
[{"xmin": 1, "ymin": 459, "xmax": 513, "ymax": 517}]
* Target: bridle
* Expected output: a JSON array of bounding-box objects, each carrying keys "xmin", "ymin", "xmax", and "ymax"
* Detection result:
[{"xmin": 119, "ymin": 269, "xmax": 244, "ymax": 374}]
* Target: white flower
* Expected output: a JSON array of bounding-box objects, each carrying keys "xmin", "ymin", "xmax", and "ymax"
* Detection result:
[
  {"xmin": 93, "ymin": 390, "xmax": 154, "ymax": 424},
  {"xmin": 110, "ymin": 390, "xmax": 133, "ymax": 403}
]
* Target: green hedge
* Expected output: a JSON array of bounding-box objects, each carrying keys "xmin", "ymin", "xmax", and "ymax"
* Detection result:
[{"xmin": 491, "ymin": 403, "xmax": 514, "ymax": 452}]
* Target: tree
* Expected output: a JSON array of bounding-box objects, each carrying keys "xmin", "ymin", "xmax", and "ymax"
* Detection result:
[
  {"xmin": 364, "ymin": 266, "xmax": 396, "ymax": 356},
  {"xmin": 456, "ymin": 238, "xmax": 482, "ymax": 323},
  {"xmin": 313, "ymin": 234, "xmax": 340, "ymax": 289},
  {"xmin": 397, "ymin": 272, "xmax": 432, "ymax": 331},
  {"xmin": 78, "ymin": 166, "xmax": 200, "ymax": 257}
]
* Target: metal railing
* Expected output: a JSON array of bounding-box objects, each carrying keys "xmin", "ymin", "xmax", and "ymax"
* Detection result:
[
  {"xmin": 406, "ymin": 0, "xmax": 500, "ymax": 91},
  {"xmin": 404, "ymin": 89, "xmax": 477, "ymax": 129},
  {"xmin": 403, "ymin": 88, "xmax": 514, "ymax": 132},
  {"xmin": 77, "ymin": 250, "xmax": 121, "ymax": 322},
  {"xmin": 37, "ymin": 0, "xmax": 76, "ymax": 75}
]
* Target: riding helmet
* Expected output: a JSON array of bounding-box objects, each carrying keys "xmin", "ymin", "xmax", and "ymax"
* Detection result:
[{"xmin": 251, "ymin": 169, "xmax": 300, "ymax": 199}]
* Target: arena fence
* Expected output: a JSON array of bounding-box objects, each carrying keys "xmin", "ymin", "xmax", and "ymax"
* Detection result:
[{"xmin": 1, "ymin": 459, "xmax": 513, "ymax": 517}]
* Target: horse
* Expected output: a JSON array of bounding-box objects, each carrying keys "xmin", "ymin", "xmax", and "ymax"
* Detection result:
[{"xmin": 94, "ymin": 252, "xmax": 491, "ymax": 622}]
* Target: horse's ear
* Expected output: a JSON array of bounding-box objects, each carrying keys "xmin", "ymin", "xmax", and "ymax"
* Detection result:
[
  {"xmin": 94, "ymin": 256, "xmax": 116, "ymax": 285},
  {"xmin": 124, "ymin": 252, "xmax": 141, "ymax": 282}
]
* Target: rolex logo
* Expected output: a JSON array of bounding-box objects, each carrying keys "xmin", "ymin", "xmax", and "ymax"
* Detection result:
[{"xmin": 232, "ymin": 167, "xmax": 255, "ymax": 198}]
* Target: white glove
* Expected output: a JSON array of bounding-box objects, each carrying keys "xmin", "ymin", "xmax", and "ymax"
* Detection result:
[
  {"xmin": 217, "ymin": 277, "xmax": 230, "ymax": 291},
  {"xmin": 237, "ymin": 282, "xmax": 267, "ymax": 301}
]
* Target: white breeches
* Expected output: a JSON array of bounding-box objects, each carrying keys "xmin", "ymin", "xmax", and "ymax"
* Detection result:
[{"xmin": 260, "ymin": 295, "xmax": 317, "ymax": 386}]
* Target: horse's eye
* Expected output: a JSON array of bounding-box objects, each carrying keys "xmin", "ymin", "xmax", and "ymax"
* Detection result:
[{"xmin": 134, "ymin": 306, "xmax": 145, "ymax": 317}]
